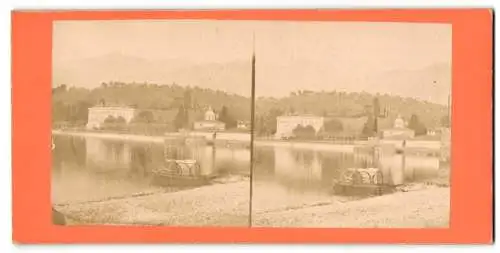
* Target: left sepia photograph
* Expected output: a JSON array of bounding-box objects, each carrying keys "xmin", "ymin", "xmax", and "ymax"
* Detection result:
[{"xmin": 51, "ymin": 20, "xmax": 253, "ymax": 226}]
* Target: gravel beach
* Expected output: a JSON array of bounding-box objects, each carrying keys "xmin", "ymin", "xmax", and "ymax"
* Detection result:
[
  {"xmin": 253, "ymin": 186, "xmax": 450, "ymax": 228},
  {"xmin": 57, "ymin": 179, "xmax": 251, "ymax": 227},
  {"xmin": 56, "ymin": 178, "xmax": 449, "ymax": 228}
]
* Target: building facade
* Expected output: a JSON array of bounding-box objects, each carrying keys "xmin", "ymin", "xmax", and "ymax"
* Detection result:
[
  {"xmin": 86, "ymin": 106, "xmax": 137, "ymax": 130},
  {"xmin": 381, "ymin": 115, "xmax": 415, "ymax": 139},
  {"xmin": 275, "ymin": 115, "xmax": 325, "ymax": 139},
  {"xmin": 193, "ymin": 106, "xmax": 226, "ymax": 131},
  {"xmin": 237, "ymin": 121, "xmax": 250, "ymax": 130}
]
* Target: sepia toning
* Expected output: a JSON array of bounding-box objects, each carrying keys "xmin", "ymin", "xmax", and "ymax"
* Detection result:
[{"xmin": 51, "ymin": 20, "xmax": 451, "ymax": 228}]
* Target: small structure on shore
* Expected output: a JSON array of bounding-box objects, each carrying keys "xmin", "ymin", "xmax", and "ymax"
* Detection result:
[
  {"xmin": 237, "ymin": 120, "xmax": 251, "ymax": 130},
  {"xmin": 193, "ymin": 106, "xmax": 225, "ymax": 131},
  {"xmin": 381, "ymin": 115, "xmax": 415, "ymax": 139}
]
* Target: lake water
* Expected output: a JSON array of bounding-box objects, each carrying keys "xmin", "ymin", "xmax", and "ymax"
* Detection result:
[
  {"xmin": 52, "ymin": 134, "xmax": 448, "ymax": 207},
  {"xmin": 52, "ymin": 134, "xmax": 251, "ymax": 204},
  {"xmin": 252, "ymin": 144, "xmax": 446, "ymax": 199}
]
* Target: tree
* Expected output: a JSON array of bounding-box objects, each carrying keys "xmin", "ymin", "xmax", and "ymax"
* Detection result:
[
  {"xmin": 262, "ymin": 108, "xmax": 283, "ymax": 135},
  {"xmin": 373, "ymin": 97, "xmax": 381, "ymax": 117},
  {"xmin": 132, "ymin": 110, "xmax": 155, "ymax": 124},
  {"xmin": 59, "ymin": 84, "xmax": 67, "ymax": 92},
  {"xmin": 99, "ymin": 115, "xmax": 128, "ymax": 131},
  {"xmin": 184, "ymin": 89, "xmax": 192, "ymax": 109},
  {"xmin": 52, "ymin": 101, "xmax": 68, "ymax": 123},
  {"xmin": 292, "ymin": 124, "xmax": 316, "ymax": 139},
  {"xmin": 103, "ymin": 115, "xmax": 116, "ymax": 124},
  {"xmin": 219, "ymin": 105, "xmax": 237, "ymax": 129},
  {"xmin": 362, "ymin": 114, "xmax": 376, "ymax": 137},
  {"xmin": 115, "ymin": 116, "xmax": 126, "ymax": 124},
  {"xmin": 440, "ymin": 115, "xmax": 450, "ymax": 128},
  {"xmin": 408, "ymin": 114, "xmax": 427, "ymax": 136},
  {"xmin": 53, "ymin": 84, "xmax": 68, "ymax": 94},
  {"xmin": 174, "ymin": 105, "xmax": 187, "ymax": 130},
  {"xmin": 324, "ymin": 118, "xmax": 343, "ymax": 133},
  {"xmin": 102, "ymin": 115, "xmax": 119, "ymax": 130},
  {"xmin": 255, "ymin": 115, "xmax": 266, "ymax": 136},
  {"xmin": 183, "ymin": 105, "xmax": 190, "ymax": 127},
  {"xmin": 60, "ymin": 100, "xmax": 91, "ymax": 125},
  {"xmin": 372, "ymin": 97, "xmax": 380, "ymax": 133},
  {"xmin": 292, "ymin": 124, "xmax": 304, "ymax": 137}
]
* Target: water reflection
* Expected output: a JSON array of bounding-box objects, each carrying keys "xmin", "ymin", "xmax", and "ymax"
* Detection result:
[
  {"xmin": 253, "ymin": 145, "xmax": 442, "ymax": 195},
  {"xmin": 52, "ymin": 135, "xmax": 250, "ymax": 203}
]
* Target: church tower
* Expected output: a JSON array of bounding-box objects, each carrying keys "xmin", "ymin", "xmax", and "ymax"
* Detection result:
[{"xmin": 204, "ymin": 106, "xmax": 216, "ymax": 121}]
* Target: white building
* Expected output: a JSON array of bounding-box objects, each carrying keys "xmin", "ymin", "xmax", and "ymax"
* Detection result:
[
  {"xmin": 275, "ymin": 115, "xmax": 324, "ymax": 139},
  {"xmin": 205, "ymin": 106, "xmax": 217, "ymax": 121},
  {"xmin": 193, "ymin": 106, "xmax": 226, "ymax": 131},
  {"xmin": 381, "ymin": 115, "xmax": 415, "ymax": 139},
  {"xmin": 237, "ymin": 121, "xmax": 250, "ymax": 130},
  {"xmin": 86, "ymin": 106, "xmax": 137, "ymax": 130}
]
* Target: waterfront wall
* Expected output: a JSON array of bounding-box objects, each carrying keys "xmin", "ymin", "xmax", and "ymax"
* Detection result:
[{"xmin": 53, "ymin": 130, "xmax": 443, "ymax": 154}]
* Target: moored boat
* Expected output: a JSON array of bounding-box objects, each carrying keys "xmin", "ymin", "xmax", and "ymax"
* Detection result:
[
  {"xmin": 332, "ymin": 167, "xmax": 392, "ymax": 196},
  {"xmin": 152, "ymin": 159, "xmax": 214, "ymax": 187}
]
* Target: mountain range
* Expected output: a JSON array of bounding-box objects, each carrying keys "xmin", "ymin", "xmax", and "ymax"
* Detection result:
[{"xmin": 53, "ymin": 53, "xmax": 451, "ymax": 105}]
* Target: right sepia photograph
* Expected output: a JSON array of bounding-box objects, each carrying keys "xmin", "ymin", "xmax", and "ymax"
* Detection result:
[{"xmin": 250, "ymin": 21, "xmax": 452, "ymax": 228}]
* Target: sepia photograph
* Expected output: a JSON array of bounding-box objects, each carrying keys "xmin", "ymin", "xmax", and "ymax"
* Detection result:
[
  {"xmin": 250, "ymin": 21, "xmax": 452, "ymax": 228},
  {"xmin": 50, "ymin": 19, "xmax": 452, "ymax": 228},
  {"xmin": 51, "ymin": 20, "xmax": 254, "ymax": 226}
]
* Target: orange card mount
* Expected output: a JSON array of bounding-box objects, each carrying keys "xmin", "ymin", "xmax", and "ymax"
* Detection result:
[{"xmin": 12, "ymin": 9, "xmax": 493, "ymax": 244}]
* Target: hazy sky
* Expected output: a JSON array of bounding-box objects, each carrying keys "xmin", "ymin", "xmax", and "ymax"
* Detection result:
[{"xmin": 53, "ymin": 20, "xmax": 451, "ymax": 102}]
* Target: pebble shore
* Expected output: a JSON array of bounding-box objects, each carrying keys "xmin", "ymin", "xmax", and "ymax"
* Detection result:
[
  {"xmin": 58, "ymin": 179, "xmax": 251, "ymax": 227},
  {"xmin": 253, "ymin": 186, "xmax": 450, "ymax": 228},
  {"xmin": 58, "ymin": 180, "xmax": 449, "ymax": 228}
]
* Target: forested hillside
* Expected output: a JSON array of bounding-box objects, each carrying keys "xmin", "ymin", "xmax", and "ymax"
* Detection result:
[
  {"xmin": 52, "ymin": 82, "xmax": 252, "ymax": 126},
  {"xmin": 52, "ymin": 82, "xmax": 449, "ymax": 137},
  {"xmin": 255, "ymin": 90, "xmax": 449, "ymax": 136}
]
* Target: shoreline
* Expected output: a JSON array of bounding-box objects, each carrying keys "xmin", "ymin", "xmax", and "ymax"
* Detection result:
[
  {"xmin": 52, "ymin": 129, "xmax": 441, "ymax": 151},
  {"xmin": 254, "ymin": 139, "xmax": 356, "ymax": 152},
  {"xmin": 253, "ymin": 186, "xmax": 450, "ymax": 228},
  {"xmin": 57, "ymin": 180, "xmax": 251, "ymax": 227},
  {"xmin": 57, "ymin": 178, "xmax": 449, "ymax": 228},
  {"xmin": 52, "ymin": 129, "xmax": 165, "ymax": 143}
]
